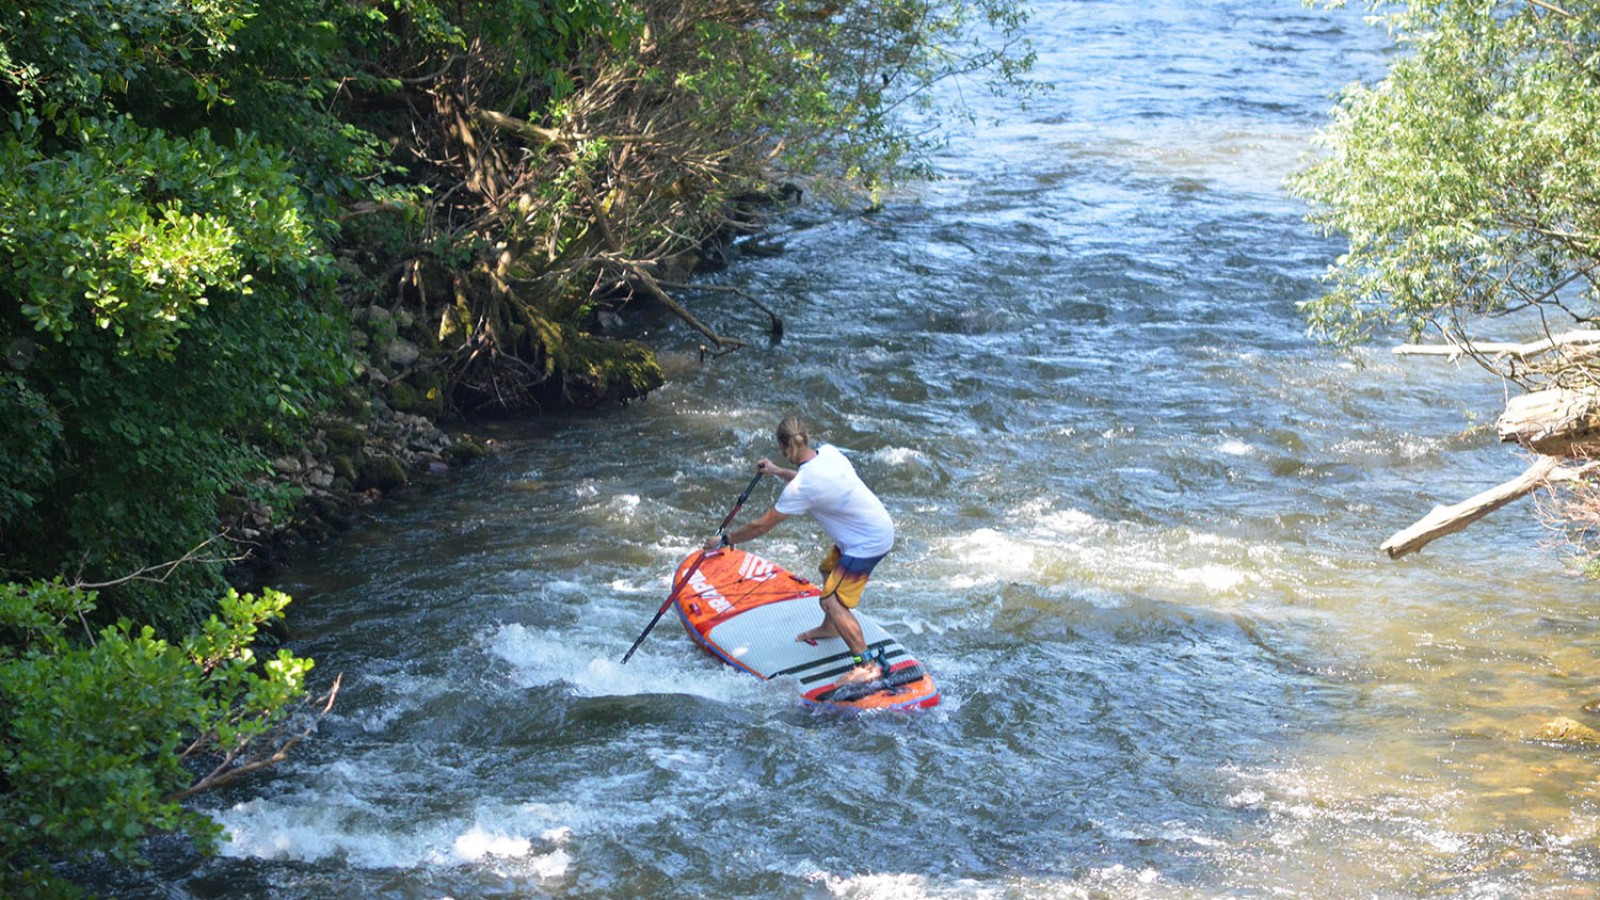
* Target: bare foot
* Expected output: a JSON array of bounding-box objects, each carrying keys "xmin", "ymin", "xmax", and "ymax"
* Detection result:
[{"xmin": 795, "ymin": 625, "xmax": 836, "ymax": 644}]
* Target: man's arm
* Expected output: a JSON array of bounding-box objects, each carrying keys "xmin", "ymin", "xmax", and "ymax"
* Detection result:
[{"xmin": 707, "ymin": 506, "xmax": 788, "ymax": 551}]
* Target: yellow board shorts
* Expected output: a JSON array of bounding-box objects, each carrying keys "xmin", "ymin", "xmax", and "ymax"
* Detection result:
[{"xmin": 818, "ymin": 545, "xmax": 887, "ymax": 609}]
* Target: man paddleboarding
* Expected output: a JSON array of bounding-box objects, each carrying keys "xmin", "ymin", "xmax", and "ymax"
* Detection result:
[{"xmin": 704, "ymin": 415, "xmax": 895, "ymax": 685}]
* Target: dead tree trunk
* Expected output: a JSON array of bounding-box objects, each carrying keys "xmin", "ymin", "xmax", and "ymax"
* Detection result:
[
  {"xmin": 1393, "ymin": 330, "xmax": 1600, "ymax": 362},
  {"xmin": 1497, "ymin": 388, "xmax": 1600, "ymax": 456},
  {"xmin": 1379, "ymin": 456, "xmax": 1600, "ymax": 558},
  {"xmin": 1382, "ymin": 335, "xmax": 1600, "ymax": 558}
]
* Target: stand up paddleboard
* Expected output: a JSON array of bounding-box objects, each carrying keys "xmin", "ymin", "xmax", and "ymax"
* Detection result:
[{"xmin": 670, "ymin": 547, "xmax": 940, "ymax": 711}]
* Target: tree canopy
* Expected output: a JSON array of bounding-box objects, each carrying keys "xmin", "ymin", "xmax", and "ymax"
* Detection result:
[{"xmin": 1291, "ymin": 0, "xmax": 1600, "ymax": 383}]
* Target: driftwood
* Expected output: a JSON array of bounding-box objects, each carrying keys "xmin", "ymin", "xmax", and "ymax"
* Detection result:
[
  {"xmin": 1497, "ymin": 388, "xmax": 1600, "ymax": 456},
  {"xmin": 1381, "ymin": 455, "xmax": 1600, "ymax": 558},
  {"xmin": 625, "ymin": 263, "xmax": 744, "ymax": 350},
  {"xmin": 659, "ymin": 279, "xmax": 784, "ymax": 338},
  {"xmin": 1384, "ymin": 331, "xmax": 1600, "ymax": 558},
  {"xmin": 1394, "ymin": 330, "xmax": 1600, "ymax": 361}
]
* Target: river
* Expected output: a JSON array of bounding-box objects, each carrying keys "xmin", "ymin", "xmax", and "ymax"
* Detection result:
[{"xmin": 116, "ymin": 1, "xmax": 1600, "ymax": 897}]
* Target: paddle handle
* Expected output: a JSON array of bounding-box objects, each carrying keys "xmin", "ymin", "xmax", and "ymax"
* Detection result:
[{"xmin": 715, "ymin": 471, "xmax": 764, "ymax": 535}]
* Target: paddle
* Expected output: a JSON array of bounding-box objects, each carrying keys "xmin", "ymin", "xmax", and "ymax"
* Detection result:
[{"xmin": 620, "ymin": 471, "xmax": 763, "ymax": 663}]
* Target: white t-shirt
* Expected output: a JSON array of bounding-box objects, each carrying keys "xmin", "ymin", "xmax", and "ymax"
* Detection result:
[{"xmin": 775, "ymin": 444, "xmax": 894, "ymax": 557}]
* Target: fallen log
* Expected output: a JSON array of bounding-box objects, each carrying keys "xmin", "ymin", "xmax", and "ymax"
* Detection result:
[
  {"xmin": 659, "ymin": 279, "xmax": 784, "ymax": 339},
  {"xmin": 624, "ymin": 263, "xmax": 744, "ymax": 350},
  {"xmin": 1393, "ymin": 330, "xmax": 1600, "ymax": 361},
  {"xmin": 1381, "ymin": 455, "xmax": 1600, "ymax": 558},
  {"xmin": 1497, "ymin": 388, "xmax": 1600, "ymax": 456}
]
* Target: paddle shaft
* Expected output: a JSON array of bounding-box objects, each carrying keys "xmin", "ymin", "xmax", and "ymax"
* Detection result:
[{"xmin": 620, "ymin": 471, "xmax": 763, "ymax": 663}]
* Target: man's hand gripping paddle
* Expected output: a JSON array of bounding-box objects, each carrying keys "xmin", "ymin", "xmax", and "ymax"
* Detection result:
[{"xmin": 621, "ymin": 471, "xmax": 763, "ymax": 663}]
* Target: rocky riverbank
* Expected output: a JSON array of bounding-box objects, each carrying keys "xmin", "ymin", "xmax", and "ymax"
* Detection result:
[
  {"xmin": 222, "ymin": 185, "xmax": 804, "ymax": 590},
  {"xmin": 223, "ymin": 344, "xmax": 496, "ymax": 590}
]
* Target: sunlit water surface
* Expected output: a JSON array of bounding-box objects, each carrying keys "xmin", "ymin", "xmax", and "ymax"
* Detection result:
[{"xmin": 107, "ymin": 2, "xmax": 1600, "ymax": 897}]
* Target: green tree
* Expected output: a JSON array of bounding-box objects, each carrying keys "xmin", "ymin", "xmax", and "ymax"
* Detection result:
[
  {"xmin": 2, "ymin": 7, "xmax": 348, "ymax": 885},
  {"xmin": 0, "ymin": 580, "xmax": 329, "ymax": 896},
  {"xmin": 1291, "ymin": 0, "xmax": 1600, "ymax": 370},
  {"xmin": 0, "ymin": 0, "xmax": 358, "ymax": 625},
  {"xmin": 0, "ymin": 116, "xmax": 344, "ymax": 627},
  {"xmin": 328, "ymin": 0, "xmax": 1036, "ymax": 410},
  {"xmin": 1292, "ymin": 1, "xmax": 1600, "ymax": 564}
]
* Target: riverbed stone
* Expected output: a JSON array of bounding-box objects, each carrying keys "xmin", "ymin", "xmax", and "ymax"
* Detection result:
[
  {"xmin": 356, "ymin": 453, "xmax": 408, "ymax": 491},
  {"xmin": 445, "ymin": 436, "xmax": 492, "ymax": 464},
  {"xmin": 324, "ymin": 421, "xmax": 366, "ymax": 451},
  {"xmin": 1532, "ymin": 717, "xmax": 1600, "ymax": 745},
  {"xmin": 386, "ymin": 337, "xmax": 420, "ymax": 367}
]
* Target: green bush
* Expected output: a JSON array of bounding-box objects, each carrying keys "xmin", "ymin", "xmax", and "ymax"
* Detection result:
[
  {"xmin": 0, "ymin": 116, "xmax": 346, "ymax": 627},
  {"xmin": 0, "ymin": 580, "xmax": 318, "ymax": 894}
]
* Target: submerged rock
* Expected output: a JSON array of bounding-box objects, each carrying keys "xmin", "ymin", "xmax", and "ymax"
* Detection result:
[{"xmin": 1531, "ymin": 717, "xmax": 1600, "ymax": 745}]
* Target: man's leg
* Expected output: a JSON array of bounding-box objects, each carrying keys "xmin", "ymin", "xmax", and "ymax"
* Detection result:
[
  {"xmin": 821, "ymin": 593, "xmax": 885, "ymax": 684},
  {"xmin": 822, "ymin": 594, "xmax": 866, "ymax": 651},
  {"xmin": 797, "ymin": 546, "xmax": 845, "ymax": 644},
  {"xmin": 799, "ymin": 548, "xmax": 888, "ymax": 682}
]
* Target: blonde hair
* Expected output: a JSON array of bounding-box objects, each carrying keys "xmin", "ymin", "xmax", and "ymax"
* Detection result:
[{"xmin": 775, "ymin": 415, "xmax": 809, "ymax": 452}]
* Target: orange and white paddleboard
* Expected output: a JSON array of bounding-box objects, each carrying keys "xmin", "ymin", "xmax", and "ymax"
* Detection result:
[{"xmin": 669, "ymin": 548, "xmax": 940, "ymax": 711}]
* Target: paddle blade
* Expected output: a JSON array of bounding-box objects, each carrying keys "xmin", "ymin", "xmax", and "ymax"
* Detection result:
[{"xmin": 620, "ymin": 550, "xmax": 706, "ymax": 663}]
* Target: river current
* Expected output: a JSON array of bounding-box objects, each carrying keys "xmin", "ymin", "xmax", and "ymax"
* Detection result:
[{"xmin": 118, "ymin": 1, "xmax": 1600, "ymax": 897}]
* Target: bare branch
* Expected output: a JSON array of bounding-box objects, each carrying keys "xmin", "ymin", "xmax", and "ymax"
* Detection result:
[
  {"xmin": 1393, "ymin": 330, "xmax": 1600, "ymax": 361},
  {"xmin": 1526, "ymin": 0, "xmax": 1577, "ymax": 20},
  {"xmin": 71, "ymin": 534, "xmax": 245, "ymax": 591},
  {"xmin": 658, "ymin": 279, "xmax": 783, "ymax": 337},
  {"xmin": 620, "ymin": 262, "xmax": 745, "ymax": 349},
  {"xmin": 1381, "ymin": 456, "xmax": 1600, "ymax": 558},
  {"xmin": 468, "ymin": 108, "xmax": 651, "ymax": 149},
  {"xmin": 166, "ymin": 674, "xmax": 342, "ymax": 802}
]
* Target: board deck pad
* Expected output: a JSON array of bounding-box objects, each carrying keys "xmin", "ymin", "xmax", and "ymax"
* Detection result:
[{"xmin": 671, "ymin": 548, "xmax": 940, "ymax": 711}]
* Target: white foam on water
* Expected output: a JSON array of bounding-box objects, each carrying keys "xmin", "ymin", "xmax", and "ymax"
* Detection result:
[
  {"xmin": 351, "ymin": 670, "xmax": 452, "ymax": 734},
  {"xmin": 805, "ymin": 866, "xmax": 1216, "ymax": 900},
  {"xmin": 873, "ymin": 445, "xmax": 932, "ymax": 466},
  {"xmin": 1227, "ymin": 788, "xmax": 1267, "ymax": 809},
  {"xmin": 1156, "ymin": 818, "xmax": 1227, "ymax": 849},
  {"xmin": 1174, "ymin": 563, "xmax": 1248, "ymax": 593},
  {"xmin": 1087, "ymin": 864, "xmax": 1165, "ymax": 891},
  {"xmin": 1331, "ymin": 434, "xmax": 1445, "ymax": 462},
  {"xmin": 926, "ymin": 502, "xmax": 1283, "ymax": 610},
  {"xmin": 448, "ymin": 826, "xmax": 532, "ymax": 860},
  {"xmin": 212, "ymin": 797, "xmax": 574, "ymax": 880},
  {"xmin": 1025, "ymin": 505, "xmax": 1110, "ymax": 542},
  {"xmin": 604, "ymin": 493, "xmax": 641, "ymax": 524},
  {"xmin": 482, "ymin": 622, "xmax": 765, "ymax": 704},
  {"xmin": 1219, "ymin": 439, "xmax": 1254, "ymax": 456},
  {"xmin": 945, "ymin": 527, "xmax": 1039, "ymax": 584},
  {"xmin": 808, "ymin": 871, "xmax": 1005, "ymax": 899},
  {"xmin": 537, "ymin": 578, "xmax": 589, "ymax": 598}
]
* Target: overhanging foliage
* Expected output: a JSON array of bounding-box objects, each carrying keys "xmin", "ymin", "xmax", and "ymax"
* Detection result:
[{"xmin": 1291, "ymin": 0, "xmax": 1600, "ymax": 377}]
